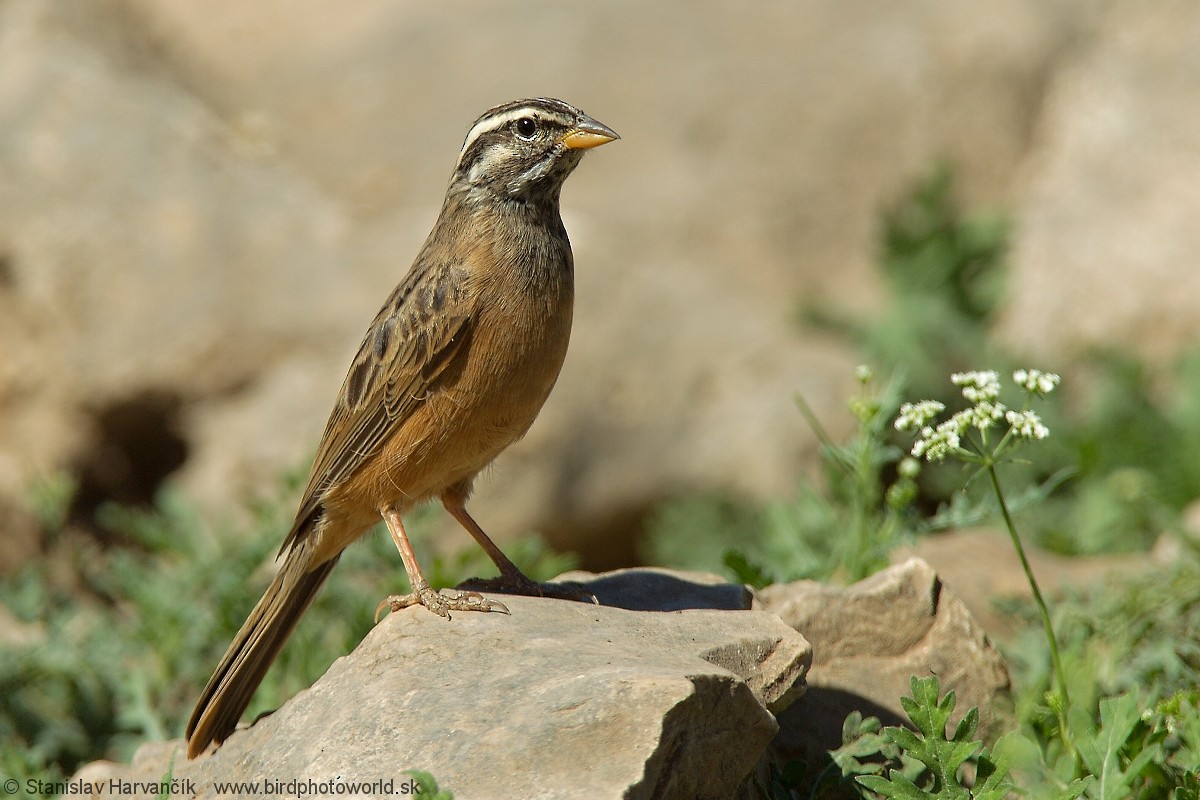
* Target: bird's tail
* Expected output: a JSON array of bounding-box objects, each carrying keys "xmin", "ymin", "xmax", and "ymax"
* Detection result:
[{"xmin": 185, "ymin": 543, "xmax": 339, "ymax": 758}]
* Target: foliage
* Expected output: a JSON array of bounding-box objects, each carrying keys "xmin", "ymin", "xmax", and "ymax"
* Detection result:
[
  {"xmin": 726, "ymin": 164, "xmax": 1200, "ymax": 799},
  {"xmin": 853, "ymin": 677, "xmax": 1012, "ymax": 800},
  {"xmin": 795, "ymin": 677, "xmax": 1200, "ymax": 800},
  {"xmin": 0, "ymin": 475, "xmax": 574, "ymax": 781},
  {"xmin": 646, "ymin": 369, "xmax": 919, "ymax": 586},
  {"xmin": 406, "ymin": 770, "xmax": 456, "ymax": 799}
]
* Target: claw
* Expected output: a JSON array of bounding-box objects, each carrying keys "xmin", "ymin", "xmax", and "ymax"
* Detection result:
[{"xmin": 374, "ymin": 587, "xmax": 510, "ymax": 623}]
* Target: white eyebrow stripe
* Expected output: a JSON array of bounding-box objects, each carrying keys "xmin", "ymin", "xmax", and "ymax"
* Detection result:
[
  {"xmin": 454, "ymin": 102, "xmax": 581, "ymax": 170},
  {"xmin": 455, "ymin": 108, "xmax": 535, "ymax": 167}
]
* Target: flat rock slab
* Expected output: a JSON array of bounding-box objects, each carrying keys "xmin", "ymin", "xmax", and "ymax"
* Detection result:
[{"xmin": 77, "ymin": 571, "xmax": 811, "ymax": 800}]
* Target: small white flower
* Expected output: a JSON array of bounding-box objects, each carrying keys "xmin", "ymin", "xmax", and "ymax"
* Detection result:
[
  {"xmin": 895, "ymin": 400, "xmax": 946, "ymax": 431},
  {"xmin": 913, "ymin": 421, "xmax": 961, "ymax": 461},
  {"xmin": 960, "ymin": 400, "xmax": 1007, "ymax": 431},
  {"xmin": 1013, "ymin": 368, "xmax": 1060, "ymax": 395},
  {"xmin": 1005, "ymin": 409, "xmax": 1050, "ymax": 439},
  {"xmin": 897, "ymin": 456, "xmax": 921, "ymax": 479},
  {"xmin": 855, "ymin": 364, "xmax": 874, "ymax": 384},
  {"xmin": 952, "ymin": 370, "xmax": 1001, "ymax": 403},
  {"xmin": 945, "ymin": 410, "xmax": 974, "ymax": 434}
]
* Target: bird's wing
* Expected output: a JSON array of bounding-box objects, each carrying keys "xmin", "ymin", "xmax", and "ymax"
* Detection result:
[{"xmin": 281, "ymin": 258, "xmax": 472, "ymax": 553}]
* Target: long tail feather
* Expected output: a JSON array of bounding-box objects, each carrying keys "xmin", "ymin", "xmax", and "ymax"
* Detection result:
[{"xmin": 185, "ymin": 546, "xmax": 338, "ymax": 758}]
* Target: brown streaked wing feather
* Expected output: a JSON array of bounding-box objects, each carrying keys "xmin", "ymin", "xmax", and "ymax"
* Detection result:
[{"xmin": 281, "ymin": 259, "xmax": 471, "ymax": 553}]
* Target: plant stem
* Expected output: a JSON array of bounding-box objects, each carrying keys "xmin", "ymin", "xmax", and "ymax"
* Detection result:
[{"xmin": 985, "ymin": 464, "xmax": 1077, "ymax": 761}]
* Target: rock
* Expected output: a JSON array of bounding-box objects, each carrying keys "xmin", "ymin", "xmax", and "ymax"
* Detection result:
[
  {"xmin": 0, "ymin": 0, "xmax": 377, "ymax": 559},
  {"xmin": 74, "ymin": 569, "xmax": 812, "ymax": 800},
  {"xmin": 755, "ymin": 559, "xmax": 1010, "ymax": 767},
  {"xmin": 1001, "ymin": 0, "xmax": 1200, "ymax": 364}
]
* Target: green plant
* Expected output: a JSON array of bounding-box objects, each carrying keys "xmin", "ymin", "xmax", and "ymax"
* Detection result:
[
  {"xmin": 792, "ymin": 366, "xmax": 919, "ymax": 581},
  {"xmin": 0, "ymin": 472, "xmax": 574, "ymax": 781},
  {"xmin": 405, "ymin": 770, "xmax": 455, "ymax": 799},
  {"xmin": 853, "ymin": 677, "xmax": 1013, "ymax": 800},
  {"xmin": 895, "ymin": 369, "xmax": 1074, "ymax": 758},
  {"xmin": 646, "ymin": 367, "xmax": 918, "ymax": 586},
  {"xmin": 690, "ymin": 162, "xmax": 1200, "ymax": 798},
  {"xmin": 890, "ymin": 368, "xmax": 1200, "ymax": 797}
]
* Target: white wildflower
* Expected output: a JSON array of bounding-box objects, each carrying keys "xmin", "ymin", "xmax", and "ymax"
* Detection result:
[
  {"xmin": 954, "ymin": 400, "xmax": 1007, "ymax": 432},
  {"xmin": 1013, "ymin": 369, "xmax": 1060, "ymax": 395},
  {"xmin": 912, "ymin": 420, "xmax": 961, "ymax": 462},
  {"xmin": 1005, "ymin": 409, "xmax": 1050, "ymax": 440},
  {"xmin": 951, "ymin": 370, "xmax": 1001, "ymax": 403},
  {"xmin": 895, "ymin": 400, "xmax": 946, "ymax": 431},
  {"xmin": 855, "ymin": 364, "xmax": 874, "ymax": 384}
]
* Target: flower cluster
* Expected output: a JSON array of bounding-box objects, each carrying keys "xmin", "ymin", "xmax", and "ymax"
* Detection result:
[
  {"xmin": 895, "ymin": 369, "xmax": 1058, "ymax": 462},
  {"xmin": 910, "ymin": 422, "xmax": 961, "ymax": 462},
  {"xmin": 951, "ymin": 370, "xmax": 1001, "ymax": 403},
  {"xmin": 1013, "ymin": 368, "xmax": 1060, "ymax": 395},
  {"xmin": 1004, "ymin": 409, "xmax": 1050, "ymax": 440},
  {"xmin": 894, "ymin": 400, "xmax": 945, "ymax": 431}
]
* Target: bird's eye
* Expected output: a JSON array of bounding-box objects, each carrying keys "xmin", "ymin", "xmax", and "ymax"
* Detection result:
[{"xmin": 515, "ymin": 117, "xmax": 538, "ymax": 140}]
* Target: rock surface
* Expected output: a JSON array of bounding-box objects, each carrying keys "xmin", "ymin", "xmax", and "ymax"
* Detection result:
[
  {"xmin": 756, "ymin": 559, "xmax": 1011, "ymax": 766},
  {"xmin": 75, "ymin": 569, "xmax": 812, "ymax": 800}
]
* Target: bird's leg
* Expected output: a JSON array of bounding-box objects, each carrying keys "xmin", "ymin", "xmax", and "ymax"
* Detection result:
[
  {"xmin": 375, "ymin": 506, "xmax": 509, "ymax": 622},
  {"xmin": 442, "ymin": 496, "xmax": 598, "ymax": 605}
]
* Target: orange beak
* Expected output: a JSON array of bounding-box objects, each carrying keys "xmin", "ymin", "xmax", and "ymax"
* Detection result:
[{"xmin": 561, "ymin": 116, "xmax": 620, "ymax": 150}]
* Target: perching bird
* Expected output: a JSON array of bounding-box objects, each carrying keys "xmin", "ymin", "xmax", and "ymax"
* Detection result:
[{"xmin": 186, "ymin": 98, "xmax": 618, "ymax": 758}]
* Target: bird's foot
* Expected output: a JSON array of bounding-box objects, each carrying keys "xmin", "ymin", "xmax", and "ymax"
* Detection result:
[
  {"xmin": 457, "ymin": 572, "xmax": 599, "ymax": 605},
  {"xmin": 374, "ymin": 585, "xmax": 510, "ymax": 623}
]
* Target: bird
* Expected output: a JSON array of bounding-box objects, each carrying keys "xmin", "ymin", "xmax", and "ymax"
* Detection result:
[{"xmin": 185, "ymin": 98, "xmax": 618, "ymax": 758}]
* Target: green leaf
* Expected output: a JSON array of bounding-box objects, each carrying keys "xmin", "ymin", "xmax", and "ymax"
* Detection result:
[
  {"xmin": 858, "ymin": 772, "xmax": 935, "ymax": 799},
  {"xmin": 968, "ymin": 748, "xmax": 1011, "ymax": 800},
  {"xmin": 1177, "ymin": 771, "xmax": 1200, "ymax": 800},
  {"xmin": 1055, "ymin": 779, "xmax": 1093, "ymax": 800},
  {"xmin": 721, "ymin": 548, "xmax": 772, "ymax": 589},
  {"xmin": 858, "ymin": 677, "xmax": 1012, "ymax": 799},
  {"xmin": 951, "ymin": 707, "xmax": 979, "ymax": 744},
  {"xmin": 888, "ymin": 678, "xmax": 980, "ymax": 791},
  {"xmin": 404, "ymin": 770, "xmax": 454, "ymax": 800},
  {"xmin": 1074, "ymin": 689, "xmax": 1161, "ymax": 800}
]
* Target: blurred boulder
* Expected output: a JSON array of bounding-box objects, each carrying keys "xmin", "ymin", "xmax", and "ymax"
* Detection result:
[{"xmin": 1002, "ymin": 0, "xmax": 1200, "ymax": 365}]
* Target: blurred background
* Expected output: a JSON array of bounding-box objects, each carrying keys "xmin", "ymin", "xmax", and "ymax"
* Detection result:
[
  {"xmin": 5, "ymin": 0, "xmax": 1197, "ymax": 571},
  {"xmin": 4, "ymin": 0, "xmax": 1200, "ymax": 782}
]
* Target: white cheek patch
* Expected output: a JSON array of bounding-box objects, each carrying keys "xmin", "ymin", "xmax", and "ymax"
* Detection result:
[{"xmin": 467, "ymin": 143, "xmax": 514, "ymax": 185}]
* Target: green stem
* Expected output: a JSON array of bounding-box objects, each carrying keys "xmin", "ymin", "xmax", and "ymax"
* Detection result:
[{"xmin": 985, "ymin": 464, "xmax": 1077, "ymax": 761}]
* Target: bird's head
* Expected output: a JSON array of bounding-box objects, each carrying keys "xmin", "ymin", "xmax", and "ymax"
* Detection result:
[{"xmin": 449, "ymin": 98, "xmax": 618, "ymax": 206}]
